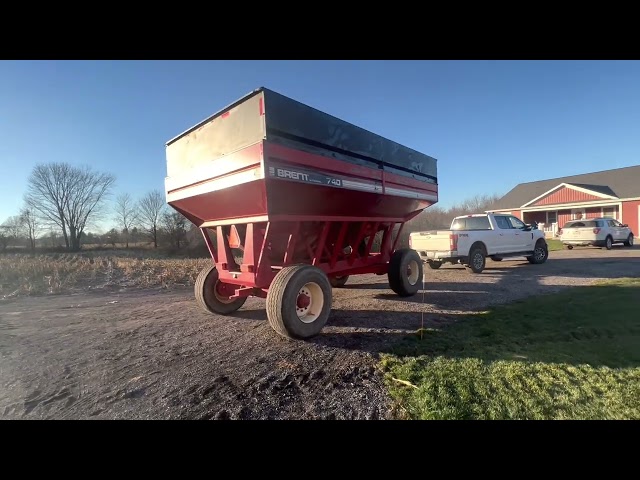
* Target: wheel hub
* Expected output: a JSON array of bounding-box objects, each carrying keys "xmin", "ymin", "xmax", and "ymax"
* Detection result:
[
  {"xmin": 406, "ymin": 260, "xmax": 420, "ymax": 286},
  {"xmin": 297, "ymin": 292, "xmax": 311, "ymax": 309},
  {"xmin": 295, "ymin": 283, "xmax": 324, "ymax": 323},
  {"xmin": 214, "ymin": 281, "xmax": 236, "ymax": 304}
]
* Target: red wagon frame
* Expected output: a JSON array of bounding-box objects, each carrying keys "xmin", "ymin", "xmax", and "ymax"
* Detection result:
[{"xmin": 200, "ymin": 211, "xmax": 420, "ymax": 300}]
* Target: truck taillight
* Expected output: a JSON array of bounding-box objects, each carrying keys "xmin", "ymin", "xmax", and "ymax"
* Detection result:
[
  {"xmin": 593, "ymin": 228, "xmax": 601, "ymax": 234},
  {"xmin": 450, "ymin": 233, "xmax": 458, "ymax": 251}
]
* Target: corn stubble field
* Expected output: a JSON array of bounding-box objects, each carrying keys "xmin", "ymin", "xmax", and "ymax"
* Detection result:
[{"xmin": 0, "ymin": 251, "xmax": 211, "ymax": 298}]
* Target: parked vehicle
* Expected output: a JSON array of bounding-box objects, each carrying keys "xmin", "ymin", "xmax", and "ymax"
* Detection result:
[
  {"xmin": 164, "ymin": 87, "xmax": 439, "ymax": 339},
  {"xmin": 409, "ymin": 213, "xmax": 548, "ymax": 273},
  {"xmin": 559, "ymin": 218, "xmax": 634, "ymax": 250}
]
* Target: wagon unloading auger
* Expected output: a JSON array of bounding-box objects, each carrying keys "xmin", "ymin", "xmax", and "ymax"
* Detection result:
[{"xmin": 164, "ymin": 87, "xmax": 439, "ymax": 339}]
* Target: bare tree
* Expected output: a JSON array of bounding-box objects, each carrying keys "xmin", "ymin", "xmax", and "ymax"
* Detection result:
[
  {"xmin": 106, "ymin": 228, "xmax": 120, "ymax": 248},
  {"xmin": 138, "ymin": 190, "xmax": 166, "ymax": 248},
  {"xmin": 0, "ymin": 216, "xmax": 22, "ymax": 251},
  {"xmin": 400, "ymin": 192, "xmax": 504, "ymax": 248},
  {"xmin": 3, "ymin": 215, "xmax": 23, "ymax": 239},
  {"xmin": 162, "ymin": 211, "xmax": 188, "ymax": 249},
  {"xmin": 114, "ymin": 193, "xmax": 138, "ymax": 248},
  {"xmin": 19, "ymin": 206, "xmax": 41, "ymax": 252},
  {"xmin": 130, "ymin": 226, "xmax": 140, "ymax": 245},
  {"xmin": 25, "ymin": 162, "xmax": 116, "ymax": 251}
]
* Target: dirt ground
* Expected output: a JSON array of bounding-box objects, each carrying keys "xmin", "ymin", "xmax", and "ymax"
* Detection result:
[{"xmin": 1, "ymin": 246, "xmax": 639, "ymax": 420}]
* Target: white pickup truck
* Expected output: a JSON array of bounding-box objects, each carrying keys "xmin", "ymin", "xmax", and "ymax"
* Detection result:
[{"xmin": 408, "ymin": 213, "xmax": 549, "ymax": 273}]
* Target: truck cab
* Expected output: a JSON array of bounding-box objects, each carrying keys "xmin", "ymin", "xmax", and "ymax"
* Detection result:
[{"xmin": 409, "ymin": 213, "xmax": 548, "ymax": 273}]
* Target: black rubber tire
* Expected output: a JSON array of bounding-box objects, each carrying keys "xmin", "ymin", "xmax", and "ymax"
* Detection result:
[
  {"xmin": 428, "ymin": 261, "xmax": 442, "ymax": 270},
  {"xmin": 266, "ymin": 265, "xmax": 332, "ymax": 340},
  {"xmin": 624, "ymin": 234, "xmax": 634, "ymax": 247},
  {"xmin": 388, "ymin": 248, "xmax": 423, "ymax": 297},
  {"xmin": 465, "ymin": 247, "xmax": 486, "ymax": 274},
  {"xmin": 566, "ymin": 245, "xmax": 574, "ymax": 250},
  {"xmin": 527, "ymin": 240, "xmax": 549, "ymax": 264},
  {"xmin": 605, "ymin": 236, "xmax": 613, "ymax": 250},
  {"xmin": 491, "ymin": 256, "xmax": 503, "ymax": 262},
  {"xmin": 195, "ymin": 265, "xmax": 247, "ymax": 315},
  {"xmin": 329, "ymin": 275, "xmax": 349, "ymax": 288}
]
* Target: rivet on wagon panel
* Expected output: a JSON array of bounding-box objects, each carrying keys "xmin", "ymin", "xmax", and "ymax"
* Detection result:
[{"xmin": 164, "ymin": 87, "xmax": 439, "ymax": 340}]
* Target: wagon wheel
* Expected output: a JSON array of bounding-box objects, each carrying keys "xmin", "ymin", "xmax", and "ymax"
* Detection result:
[
  {"xmin": 388, "ymin": 248, "xmax": 423, "ymax": 297},
  {"xmin": 329, "ymin": 275, "xmax": 349, "ymax": 288},
  {"xmin": 195, "ymin": 265, "xmax": 247, "ymax": 315},
  {"xmin": 266, "ymin": 265, "xmax": 332, "ymax": 339}
]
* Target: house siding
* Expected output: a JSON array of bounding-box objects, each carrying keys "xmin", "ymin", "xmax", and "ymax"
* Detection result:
[
  {"xmin": 532, "ymin": 187, "xmax": 604, "ymax": 206},
  {"xmin": 558, "ymin": 209, "xmax": 573, "ymax": 228},
  {"xmin": 622, "ymin": 200, "xmax": 640, "ymax": 235},
  {"xmin": 585, "ymin": 207, "xmax": 603, "ymax": 219}
]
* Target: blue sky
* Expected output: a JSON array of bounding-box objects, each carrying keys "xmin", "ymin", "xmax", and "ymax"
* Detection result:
[{"xmin": 1, "ymin": 60, "xmax": 640, "ymax": 232}]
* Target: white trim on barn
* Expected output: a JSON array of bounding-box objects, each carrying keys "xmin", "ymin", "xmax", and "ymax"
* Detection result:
[
  {"xmin": 487, "ymin": 196, "xmax": 640, "ymax": 214},
  {"xmin": 520, "ymin": 182, "xmax": 619, "ymax": 208},
  {"xmin": 519, "ymin": 200, "xmax": 622, "ymax": 212}
]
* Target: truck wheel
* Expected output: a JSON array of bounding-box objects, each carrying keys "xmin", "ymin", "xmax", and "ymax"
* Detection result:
[
  {"xmin": 624, "ymin": 234, "xmax": 634, "ymax": 247},
  {"xmin": 527, "ymin": 240, "xmax": 549, "ymax": 264},
  {"xmin": 388, "ymin": 248, "xmax": 423, "ymax": 297},
  {"xmin": 329, "ymin": 275, "xmax": 349, "ymax": 288},
  {"xmin": 427, "ymin": 261, "xmax": 442, "ymax": 270},
  {"xmin": 605, "ymin": 235, "xmax": 613, "ymax": 250},
  {"xmin": 195, "ymin": 265, "xmax": 247, "ymax": 315},
  {"xmin": 465, "ymin": 247, "xmax": 486, "ymax": 274},
  {"xmin": 266, "ymin": 265, "xmax": 332, "ymax": 340},
  {"xmin": 566, "ymin": 245, "xmax": 574, "ymax": 250}
]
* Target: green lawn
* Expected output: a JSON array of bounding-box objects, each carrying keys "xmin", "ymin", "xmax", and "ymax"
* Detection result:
[
  {"xmin": 381, "ymin": 278, "xmax": 640, "ymax": 420},
  {"xmin": 546, "ymin": 238, "xmax": 563, "ymax": 251}
]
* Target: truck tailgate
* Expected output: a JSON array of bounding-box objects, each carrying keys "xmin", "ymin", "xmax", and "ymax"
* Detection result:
[{"xmin": 410, "ymin": 231, "xmax": 452, "ymax": 252}]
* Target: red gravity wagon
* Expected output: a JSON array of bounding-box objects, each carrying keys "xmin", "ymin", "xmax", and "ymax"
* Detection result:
[{"xmin": 164, "ymin": 88, "xmax": 439, "ymax": 339}]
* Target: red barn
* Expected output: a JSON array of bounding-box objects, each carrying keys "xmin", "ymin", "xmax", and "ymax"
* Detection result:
[{"xmin": 487, "ymin": 165, "xmax": 640, "ymax": 238}]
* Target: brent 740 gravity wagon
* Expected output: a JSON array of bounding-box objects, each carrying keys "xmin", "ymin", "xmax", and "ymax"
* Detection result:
[{"xmin": 164, "ymin": 87, "xmax": 438, "ymax": 339}]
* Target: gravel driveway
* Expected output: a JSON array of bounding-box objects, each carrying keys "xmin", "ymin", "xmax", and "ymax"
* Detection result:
[{"xmin": 1, "ymin": 246, "xmax": 638, "ymax": 420}]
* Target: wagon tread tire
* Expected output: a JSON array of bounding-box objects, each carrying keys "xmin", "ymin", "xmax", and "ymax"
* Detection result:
[
  {"xmin": 195, "ymin": 264, "xmax": 246, "ymax": 315},
  {"xmin": 329, "ymin": 275, "xmax": 349, "ymax": 288},
  {"xmin": 388, "ymin": 248, "xmax": 423, "ymax": 297},
  {"xmin": 266, "ymin": 265, "xmax": 332, "ymax": 340}
]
